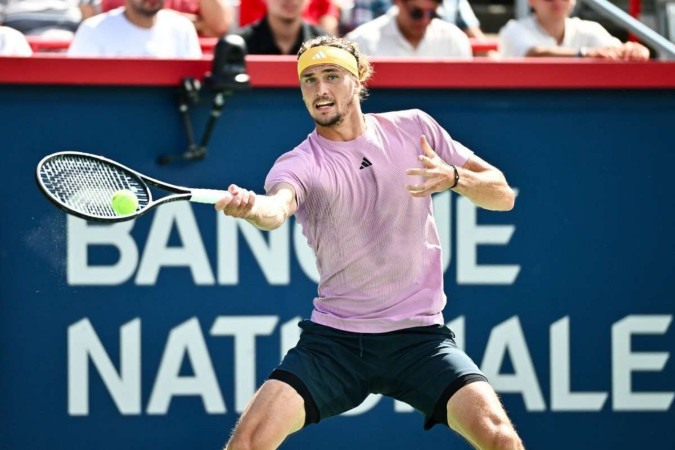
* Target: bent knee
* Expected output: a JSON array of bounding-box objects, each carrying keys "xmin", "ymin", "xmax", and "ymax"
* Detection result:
[
  {"xmin": 227, "ymin": 430, "xmax": 276, "ymax": 450},
  {"xmin": 482, "ymin": 421, "xmax": 524, "ymax": 450}
]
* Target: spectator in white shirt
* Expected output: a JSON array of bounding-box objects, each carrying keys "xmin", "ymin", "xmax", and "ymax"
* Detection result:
[
  {"xmin": 67, "ymin": 0, "xmax": 202, "ymax": 57},
  {"xmin": 346, "ymin": 0, "xmax": 471, "ymax": 58},
  {"xmin": 0, "ymin": 25, "xmax": 32, "ymax": 55},
  {"xmin": 499, "ymin": 0, "xmax": 649, "ymax": 60}
]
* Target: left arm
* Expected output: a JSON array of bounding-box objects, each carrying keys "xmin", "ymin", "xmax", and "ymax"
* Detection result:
[{"xmin": 406, "ymin": 136, "xmax": 515, "ymax": 211}]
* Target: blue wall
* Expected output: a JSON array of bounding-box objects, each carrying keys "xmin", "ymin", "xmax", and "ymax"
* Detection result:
[{"xmin": 1, "ymin": 84, "xmax": 673, "ymax": 450}]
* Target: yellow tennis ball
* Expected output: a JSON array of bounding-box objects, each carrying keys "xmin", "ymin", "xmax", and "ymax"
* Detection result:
[{"xmin": 111, "ymin": 189, "xmax": 139, "ymax": 216}]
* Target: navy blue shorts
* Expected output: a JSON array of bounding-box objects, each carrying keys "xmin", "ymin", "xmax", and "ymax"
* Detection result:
[{"xmin": 269, "ymin": 320, "xmax": 487, "ymax": 429}]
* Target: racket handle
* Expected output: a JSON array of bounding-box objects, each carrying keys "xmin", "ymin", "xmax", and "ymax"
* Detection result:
[{"xmin": 190, "ymin": 189, "xmax": 232, "ymax": 204}]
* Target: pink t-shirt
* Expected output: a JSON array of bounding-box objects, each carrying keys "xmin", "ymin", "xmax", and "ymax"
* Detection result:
[{"xmin": 264, "ymin": 109, "xmax": 473, "ymax": 333}]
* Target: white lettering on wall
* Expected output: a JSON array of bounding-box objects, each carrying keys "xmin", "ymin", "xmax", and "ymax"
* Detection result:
[
  {"xmin": 68, "ymin": 318, "xmax": 141, "ymax": 415},
  {"xmin": 67, "ymin": 193, "xmax": 519, "ymax": 287},
  {"xmin": 456, "ymin": 195, "xmax": 520, "ymax": 285},
  {"xmin": 146, "ymin": 318, "xmax": 225, "ymax": 414},
  {"xmin": 550, "ymin": 317, "xmax": 607, "ymax": 411},
  {"xmin": 67, "ymin": 217, "xmax": 138, "ymax": 285},
  {"xmin": 480, "ymin": 316, "xmax": 546, "ymax": 411},
  {"xmin": 210, "ymin": 316, "xmax": 278, "ymax": 413},
  {"xmin": 612, "ymin": 315, "xmax": 673, "ymax": 411},
  {"xmin": 136, "ymin": 203, "xmax": 214, "ymax": 285}
]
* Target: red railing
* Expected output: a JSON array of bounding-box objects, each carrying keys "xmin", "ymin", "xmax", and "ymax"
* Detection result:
[{"xmin": 26, "ymin": 35, "xmax": 499, "ymax": 56}]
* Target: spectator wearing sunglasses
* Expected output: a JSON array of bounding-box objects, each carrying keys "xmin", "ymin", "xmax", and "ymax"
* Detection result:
[
  {"xmin": 339, "ymin": 0, "xmax": 484, "ymax": 38},
  {"xmin": 345, "ymin": 0, "xmax": 471, "ymax": 57},
  {"xmin": 499, "ymin": 0, "xmax": 649, "ymax": 60}
]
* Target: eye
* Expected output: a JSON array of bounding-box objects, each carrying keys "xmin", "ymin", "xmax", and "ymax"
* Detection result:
[{"xmin": 327, "ymin": 74, "xmax": 339, "ymax": 80}]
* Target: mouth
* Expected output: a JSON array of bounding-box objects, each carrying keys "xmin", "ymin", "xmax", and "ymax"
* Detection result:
[{"xmin": 314, "ymin": 100, "xmax": 335, "ymax": 111}]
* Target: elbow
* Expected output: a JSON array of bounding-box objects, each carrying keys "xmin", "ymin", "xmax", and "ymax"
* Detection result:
[
  {"xmin": 501, "ymin": 187, "xmax": 516, "ymax": 211},
  {"xmin": 487, "ymin": 187, "xmax": 515, "ymax": 212}
]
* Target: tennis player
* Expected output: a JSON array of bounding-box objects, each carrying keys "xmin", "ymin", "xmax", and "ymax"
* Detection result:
[{"xmin": 215, "ymin": 35, "xmax": 524, "ymax": 450}]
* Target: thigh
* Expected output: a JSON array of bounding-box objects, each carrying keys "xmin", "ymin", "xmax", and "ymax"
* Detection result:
[
  {"xmin": 446, "ymin": 381, "xmax": 518, "ymax": 449},
  {"xmin": 228, "ymin": 379, "xmax": 306, "ymax": 450},
  {"xmin": 274, "ymin": 320, "xmax": 372, "ymax": 422},
  {"xmin": 379, "ymin": 325, "xmax": 485, "ymax": 429}
]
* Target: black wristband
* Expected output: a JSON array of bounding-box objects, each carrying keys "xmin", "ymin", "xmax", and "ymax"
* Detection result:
[{"xmin": 449, "ymin": 164, "xmax": 459, "ymax": 189}]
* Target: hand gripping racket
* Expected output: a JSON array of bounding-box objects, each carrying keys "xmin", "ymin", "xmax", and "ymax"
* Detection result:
[{"xmin": 36, "ymin": 151, "xmax": 231, "ymax": 223}]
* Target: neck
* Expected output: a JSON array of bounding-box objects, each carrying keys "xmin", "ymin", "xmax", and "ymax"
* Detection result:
[
  {"xmin": 124, "ymin": 8, "xmax": 157, "ymax": 28},
  {"xmin": 535, "ymin": 15, "xmax": 566, "ymax": 43},
  {"xmin": 316, "ymin": 103, "xmax": 367, "ymax": 142}
]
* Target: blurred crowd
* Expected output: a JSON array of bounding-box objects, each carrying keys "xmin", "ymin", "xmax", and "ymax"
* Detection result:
[{"xmin": 0, "ymin": 0, "xmax": 650, "ymax": 60}]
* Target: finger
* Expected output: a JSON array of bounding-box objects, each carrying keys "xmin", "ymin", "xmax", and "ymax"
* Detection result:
[
  {"xmin": 406, "ymin": 168, "xmax": 430, "ymax": 177},
  {"xmin": 405, "ymin": 183, "xmax": 424, "ymax": 192},
  {"xmin": 214, "ymin": 191, "xmax": 234, "ymax": 211},
  {"xmin": 420, "ymin": 135, "xmax": 436, "ymax": 158},
  {"xmin": 233, "ymin": 190, "xmax": 252, "ymax": 217}
]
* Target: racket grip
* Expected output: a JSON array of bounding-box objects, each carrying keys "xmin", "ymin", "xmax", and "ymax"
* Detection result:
[{"xmin": 190, "ymin": 189, "xmax": 232, "ymax": 204}]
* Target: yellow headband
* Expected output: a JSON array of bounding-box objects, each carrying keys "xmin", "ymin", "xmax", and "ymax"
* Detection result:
[{"xmin": 297, "ymin": 46, "xmax": 359, "ymax": 79}]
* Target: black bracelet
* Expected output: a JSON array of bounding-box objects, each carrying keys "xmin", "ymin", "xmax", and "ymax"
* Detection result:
[{"xmin": 449, "ymin": 164, "xmax": 460, "ymax": 189}]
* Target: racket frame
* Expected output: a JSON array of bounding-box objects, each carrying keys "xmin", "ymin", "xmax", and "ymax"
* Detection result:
[{"xmin": 36, "ymin": 151, "xmax": 197, "ymax": 223}]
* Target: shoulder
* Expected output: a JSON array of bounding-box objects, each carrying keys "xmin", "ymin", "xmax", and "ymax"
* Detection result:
[
  {"xmin": 79, "ymin": 8, "xmax": 123, "ymax": 30},
  {"xmin": 0, "ymin": 26, "xmax": 25, "ymax": 39},
  {"xmin": 371, "ymin": 109, "xmax": 431, "ymax": 128}
]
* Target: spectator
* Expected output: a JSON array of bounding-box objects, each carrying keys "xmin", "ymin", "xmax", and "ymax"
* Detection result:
[
  {"xmin": 99, "ymin": 0, "xmax": 233, "ymax": 37},
  {"xmin": 337, "ymin": 0, "xmax": 391, "ymax": 34},
  {"xmin": 339, "ymin": 0, "xmax": 483, "ymax": 38},
  {"xmin": 346, "ymin": 0, "xmax": 471, "ymax": 57},
  {"xmin": 239, "ymin": 0, "xmax": 339, "ymax": 35},
  {"xmin": 1, "ymin": 0, "xmax": 95, "ymax": 38},
  {"xmin": 439, "ymin": 0, "xmax": 483, "ymax": 38},
  {"xmin": 67, "ymin": 0, "xmax": 202, "ymax": 57},
  {"xmin": 0, "ymin": 25, "xmax": 32, "ymax": 55},
  {"xmin": 499, "ymin": 0, "xmax": 649, "ymax": 60},
  {"xmin": 236, "ymin": 0, "xmax": 327, "ymax": 55}
]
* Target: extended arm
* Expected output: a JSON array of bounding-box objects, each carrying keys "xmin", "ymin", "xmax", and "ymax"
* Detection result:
[
  {"xmin": 214, "ymin": 182, "xmax": 297, "ymax": 230},
  {"xmin": 406, "ymin": 136, "xmax": 515, "ymax": 211}
]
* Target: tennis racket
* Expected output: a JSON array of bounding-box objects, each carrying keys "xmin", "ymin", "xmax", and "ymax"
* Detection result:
[{"xmin": 36, "ymin": 151, "xmax": 232, "ymax": 223}]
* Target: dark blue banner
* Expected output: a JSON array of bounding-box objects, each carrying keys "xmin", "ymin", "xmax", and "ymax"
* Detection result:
[{"xmin": 1, "ymin": 85, "xmax": 673, "ymax": 450}]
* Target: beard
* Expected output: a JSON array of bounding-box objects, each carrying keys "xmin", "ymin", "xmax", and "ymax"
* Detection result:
[
  {"xmin": 312, "ymin": 96, "xmax": 354, "ymax": 128},
  {"xmin": 314, "ymin": 112, "xmax": 344, "ymax": 127}
]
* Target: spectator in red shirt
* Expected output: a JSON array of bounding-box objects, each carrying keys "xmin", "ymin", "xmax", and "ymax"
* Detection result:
[
  {"xmin": 100, "ymin": 0, "xmax": 232, "ymax": 36},
  {"xmin": 239, "ymin": 0, "xmax": 339, "ymax": 35}
]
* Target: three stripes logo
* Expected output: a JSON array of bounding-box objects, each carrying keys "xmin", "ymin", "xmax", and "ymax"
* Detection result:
[
  {"xmin": 359, "ymin": 157, "xmax": 372, "ymax": 170},
  {"xmin": 311, "ymin": 51, "xmax": 328, "ymax": 60}
]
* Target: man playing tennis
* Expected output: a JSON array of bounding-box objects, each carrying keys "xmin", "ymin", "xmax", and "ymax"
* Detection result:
[{"xmin": 215, "ymin": 35, "xmax": 523, "ymax": 450}]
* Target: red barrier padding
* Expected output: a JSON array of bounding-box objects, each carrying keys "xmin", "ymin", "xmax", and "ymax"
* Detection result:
[{"xmin": 1, "ymin": 55, "xmax": 674, "ymax": 89}]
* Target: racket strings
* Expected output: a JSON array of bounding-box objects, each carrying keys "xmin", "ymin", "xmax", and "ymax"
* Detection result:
[{"xmin": 39, "ymin": 155, "xmax": 150, "ymax": 218}]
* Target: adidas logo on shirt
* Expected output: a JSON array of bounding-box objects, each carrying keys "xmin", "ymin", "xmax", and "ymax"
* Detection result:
[
  {"xmin": 311, "ymin": 51, "xmax": 327, "ymax": 60},
  {"xmin": 359, "ymin": 157, "xmax": 372, "ymax": 170}
]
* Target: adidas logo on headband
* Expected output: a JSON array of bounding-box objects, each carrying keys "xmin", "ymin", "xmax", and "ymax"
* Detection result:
[{"xmin": 311, "ymin": 51, "xmax": 328, "ymax": 60}]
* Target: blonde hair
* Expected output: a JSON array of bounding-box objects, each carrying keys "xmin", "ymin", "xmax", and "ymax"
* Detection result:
[{"xmin": 298, "ymin": 36, "xmax": 374, "ymax": 99}]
